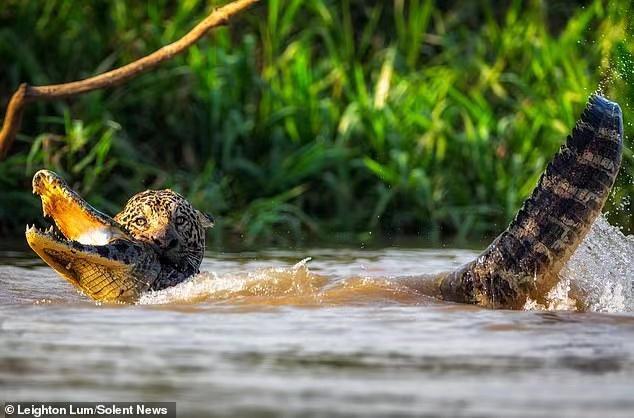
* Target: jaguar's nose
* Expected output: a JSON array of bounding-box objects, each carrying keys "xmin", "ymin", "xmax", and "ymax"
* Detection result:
[
  {"xmin": 152, "ymin": 237, "xmax": 179, "ymax": 250},
  {"xmin": 165, "ymin": 238, "xmax": 178, "ymax": 250}
]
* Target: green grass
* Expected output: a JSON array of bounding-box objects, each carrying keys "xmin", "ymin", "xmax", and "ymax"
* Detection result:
[{"xmin": 0, "ymin": 0, "xmax": 632, "ymax": 246}]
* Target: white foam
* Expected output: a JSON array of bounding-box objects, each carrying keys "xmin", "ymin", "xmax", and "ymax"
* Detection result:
[
  {"xmin": 527, "ymin": 215, "xmax": 634, "ymax": 312},
  {"xmin": 561, "ymin": 215, "xmax": 634, "ymax": 312}
]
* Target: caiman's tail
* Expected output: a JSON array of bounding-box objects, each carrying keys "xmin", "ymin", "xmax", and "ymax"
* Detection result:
[{"xmin": 440, "ymin": 94, "xmax": 623, "ymax": 308}]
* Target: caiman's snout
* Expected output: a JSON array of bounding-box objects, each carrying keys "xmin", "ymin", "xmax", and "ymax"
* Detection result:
[{"xmin": 32, "ymin": 169, "xmax": 65, "ymax": 196}]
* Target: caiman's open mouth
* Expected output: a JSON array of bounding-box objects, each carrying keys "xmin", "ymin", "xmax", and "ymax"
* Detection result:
[{"xmin": 26, "ymin": 170, "xmax": 158, "ymax": 302}]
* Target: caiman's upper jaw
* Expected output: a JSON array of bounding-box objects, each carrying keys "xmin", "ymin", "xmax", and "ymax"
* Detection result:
[{"xmin": 32, "ymin": 169, "xmax": 130, "ymax": 245}]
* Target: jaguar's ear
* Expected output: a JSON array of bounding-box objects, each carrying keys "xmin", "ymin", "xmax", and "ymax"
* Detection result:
[{"xmin": 196, "ymin": 210, "xmax": 215, "ymax": 228}]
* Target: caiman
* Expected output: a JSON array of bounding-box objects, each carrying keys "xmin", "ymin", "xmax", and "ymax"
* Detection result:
[{"xmin": 25, "ymin": 94, "xmax": 623, "ymax": 308}]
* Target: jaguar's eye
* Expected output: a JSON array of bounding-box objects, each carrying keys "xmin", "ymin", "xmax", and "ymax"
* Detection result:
[
  {"xmin": 175, "ymin": 215, "xmax": 186, "ymax": 226},
  {"xmin": 134, "ymin": 217, "xmax": 147, "ymax": 228}
]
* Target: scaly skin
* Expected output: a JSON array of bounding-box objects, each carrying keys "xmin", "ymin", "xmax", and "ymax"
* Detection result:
[
  {"xmin": 437, "ymin": 94, "xmax": 623, "ymax": 308},
  {"xmin": 25, "ymin": 94, "xmax": 623, "ymax": 307}
]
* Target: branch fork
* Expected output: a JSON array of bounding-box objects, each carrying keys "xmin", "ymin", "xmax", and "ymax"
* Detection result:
[{"xmin": 0, "ymin": 0, "xmax": 259, "ymax": 159}]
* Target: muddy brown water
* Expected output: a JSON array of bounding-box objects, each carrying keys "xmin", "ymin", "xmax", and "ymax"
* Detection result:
[{"xmin": 1, "ymin": 217, "xmax": 633, "ymax": 417}]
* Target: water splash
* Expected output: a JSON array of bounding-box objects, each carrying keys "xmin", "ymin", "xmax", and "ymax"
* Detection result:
[
  {"xmin": 562, "ymin": 216, "xmax": 634, "ymax": 312},
  {"xmin": 139, "ymin": 257, "xmax": 427, "ymax": 307},
  {"xmin": 527, "ymin": 215, "xmax": 634, "ymax": 312},
  {"xmin": 139, "ymin": 258, "xmax": 328, "ymax": 305}
]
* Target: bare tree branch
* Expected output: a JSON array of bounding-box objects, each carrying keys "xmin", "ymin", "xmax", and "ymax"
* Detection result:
[{"xmin": 0, "ymin": 0, "xmax": 259, "ymax": 159}]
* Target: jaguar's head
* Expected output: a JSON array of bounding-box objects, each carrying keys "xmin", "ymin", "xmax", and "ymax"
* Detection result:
[{"xmin": 114, "ymin": 190, "xmax": 214, "ymax": 274}]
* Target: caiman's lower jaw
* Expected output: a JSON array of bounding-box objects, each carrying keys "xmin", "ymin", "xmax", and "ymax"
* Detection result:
[{"xmin": 25, "ymin": 224, "xmax": 147, "ymax": 302}]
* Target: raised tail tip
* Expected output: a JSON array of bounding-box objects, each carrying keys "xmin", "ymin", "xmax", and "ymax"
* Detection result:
[
  {"xmin": 583, "ymin": 94, "xmax": 623, "ymax": 136},
  {"xmin": 567, "ymin": 94, "xmax": 624, "ymax": 160}
]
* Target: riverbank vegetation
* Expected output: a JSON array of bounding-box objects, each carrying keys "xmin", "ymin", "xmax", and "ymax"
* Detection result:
[{"xmin": 1, "ymin": 0, "xmax": 632, "ymax": 246}]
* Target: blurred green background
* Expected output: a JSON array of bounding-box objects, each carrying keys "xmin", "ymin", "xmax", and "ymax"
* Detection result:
[{"xmin": 0, "ymin": 0, "xmax": 632, "ymax": 247}]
